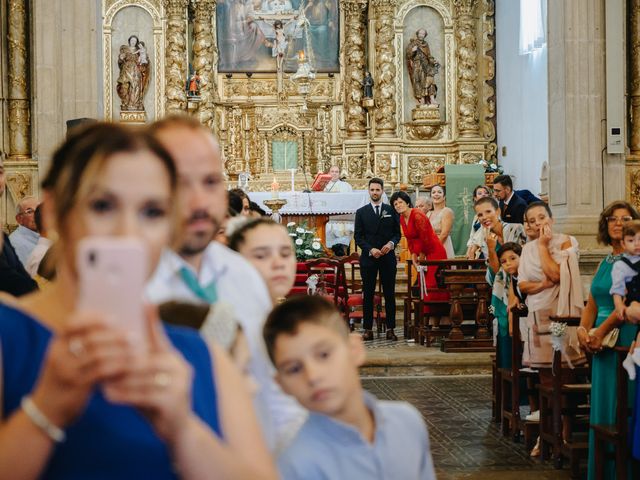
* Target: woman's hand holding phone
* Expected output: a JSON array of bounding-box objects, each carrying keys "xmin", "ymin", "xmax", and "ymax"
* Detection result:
[
  {"xmin": 30, "ymin": 311, "xmax": 135, "ymax": 429},
  {"xmin": 103, "ymin": 305, "xmax": 195, "ymax": 444}
]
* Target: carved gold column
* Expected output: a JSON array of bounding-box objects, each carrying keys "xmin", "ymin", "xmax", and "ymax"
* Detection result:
[
  {"xmin": 192, "ymin": 0, "xmax": 216, "ymax": 128},
  {"xmin": 454, "ymin": 0, "xmax": 480, "ymax": 137},
  {"xmin": 164, "ymin": 0, "xmax": 188, "ymax": 115},
  {"xmin": 372, "ymin": 0, "xmax": 398, "ymax": 137},
  {"xmin": 630, "ymin": 0, "xmax": 640, "ymax": 155},
  {"xmin": 341, "ymin": 0, "xmax": 367, "ymax": 139},
  {"xmin": 7, "ymin": 0, "xmax": 31, "ymax": 159}
]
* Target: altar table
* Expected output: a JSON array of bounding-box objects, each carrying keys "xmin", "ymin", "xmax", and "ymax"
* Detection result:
[{"xmin": 248, "ymin": 191, "xmax": 373, "ymax": 245}]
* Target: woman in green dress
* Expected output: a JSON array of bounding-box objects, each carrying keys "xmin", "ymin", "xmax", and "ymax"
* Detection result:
[{"xmin": 577, "ymin": 201, "xmax": 640, "ymax": 479}]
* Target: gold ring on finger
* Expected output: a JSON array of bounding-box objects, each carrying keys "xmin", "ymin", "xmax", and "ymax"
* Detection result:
[
  {"xmin": 153, "ymin": 372, "xmax": 171, "ymax": 388},
  {"xmin": 68, "ymin": 338, "xmax": 86, "ymax": 358}
]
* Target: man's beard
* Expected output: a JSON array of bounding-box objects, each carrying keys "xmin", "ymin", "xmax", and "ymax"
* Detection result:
[{"xmin": 177, "ymin": 210, "xmax": 219, "ymax": 258}]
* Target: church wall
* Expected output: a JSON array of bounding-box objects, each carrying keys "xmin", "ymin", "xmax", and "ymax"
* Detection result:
[
  {"xmin": 32, "ymin": 0, "xmax": 102, "ymax": 177},
  {"xmin": 495, "ymin": 0, "xmax": 548, "ymax": 196}
]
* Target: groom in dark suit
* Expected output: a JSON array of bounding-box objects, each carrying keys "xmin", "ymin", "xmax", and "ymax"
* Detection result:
[{"xmin": 354, "ymin": 178, "xmax": 401, "ymax": 341}]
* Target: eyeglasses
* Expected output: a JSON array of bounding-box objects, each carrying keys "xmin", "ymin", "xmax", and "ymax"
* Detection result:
[{"xmin": 606, "ymin": 215, "xmax": 633, "ymax": 224}]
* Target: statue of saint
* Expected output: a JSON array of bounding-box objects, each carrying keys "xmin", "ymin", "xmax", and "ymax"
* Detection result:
[
  {"xmin": 362, "ymin": 71, "xmax": 374, "ymax": 99},
  {"xmin": 117, "ymin": 35, "xmax": 150, "ymax": 111},
  {"xmin": 405, "ymin": 28, "xmax": 440, "ymax": 106}
]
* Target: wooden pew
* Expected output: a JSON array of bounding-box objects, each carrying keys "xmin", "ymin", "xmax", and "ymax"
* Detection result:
[
  {"xmin": 437, "ymin": 262, "xmax": 492, "ymax": 352},
  {"xmin": 500, "ymin": 305, "xmax": 539, "ymax": 447},
  {"xmin": 408, "ymin": 259, "xmax": 486, "ymax": 347},
  {"xmin": 538, "ymin": 316, "xmax": 591, "ymax": 477}
]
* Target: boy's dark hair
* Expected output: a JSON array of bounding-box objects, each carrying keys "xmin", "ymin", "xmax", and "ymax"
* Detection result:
[
  {"xmin": 389, "ymin": 190, "xmax": 412, "ymax": 207},
  {"xmin": 497, "ymin": 242, "xmax": 522, "ymax": 259},
  {"xmin": 263, "ymin": 295, "xmax": 349, "ymax": 364},
  {"xmin": 493, "ymin": 174, "xmax": 513, "ymax": 190},
  {"xmin": 369, "ymin": 177, "xmax": 384, "ymax": 188},
  {"xmin": 524, "ymin": 201, "xmax": 553, "ymax": 222},
  {"xmin": 623, "ymin": 220, "xmax": 640, "ymax": 238},
  {"xmin": 474, "ymin": 196, "xmax": 499, "ymax": 210},
  {"xmin": 229, "ymin": 187, "xmax": 248, "ymax": 200}
]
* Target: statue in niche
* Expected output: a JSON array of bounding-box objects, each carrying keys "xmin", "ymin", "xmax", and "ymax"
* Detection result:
[
  {"xmin": 117, "ymin": 35, "xmax": 150, "ymax": 111},
  {"xmin": 362, "ymin": 71, "xmax": 374, "ymax": 99},
  {"xmin": 405, "ymin": 28, "xmax": 440, "ymax": 106}
]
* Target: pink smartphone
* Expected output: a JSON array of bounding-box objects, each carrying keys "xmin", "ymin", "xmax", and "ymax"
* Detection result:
[{"xmin": 76, "ymin": 237, "xmax": 149, "ymax": 349}]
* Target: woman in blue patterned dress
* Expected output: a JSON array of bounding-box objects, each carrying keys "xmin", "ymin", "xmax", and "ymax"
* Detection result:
[{"xmin": 0, "ymin": 123, "xmax": 276, "ymax": 479}]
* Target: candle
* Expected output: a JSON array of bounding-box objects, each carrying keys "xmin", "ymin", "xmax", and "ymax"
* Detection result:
[
  {"xmin": 290, "ymin": 168, "xmax": 296, "ymax": 192},
  {"xmin": 391, "ymin": 154, "xmax": 397, "ymax": 168},
  {"xmin": 271, "ymin": 177, "xmax": 280, "ymax": 199}
]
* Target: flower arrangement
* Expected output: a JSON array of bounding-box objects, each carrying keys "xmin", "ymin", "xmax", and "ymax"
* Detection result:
[
  {"xmin": 550, "ymin": 321, "xmax": 567, "ymax": 353},
  {"xmin": 286, "ymin": 221, "xmax": 324, "ymax": 260},
  {"xmin": 478, "ymin": 158, "xmax": 504, "ymax": 175}
]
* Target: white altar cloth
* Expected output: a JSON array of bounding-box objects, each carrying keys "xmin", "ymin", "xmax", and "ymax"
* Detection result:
[{"xmin": 248, "ymin": 191, "xmax": 374, "ymax": 215}]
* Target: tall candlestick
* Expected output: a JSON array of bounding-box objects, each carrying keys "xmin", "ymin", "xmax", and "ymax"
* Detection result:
[
  {"xmin": 391, "ymin": 153, "xmax": 397, "ymax": 168},
  {"xmin": 290, "ymin": 168, "xmax": 296, "ymax": 192}
]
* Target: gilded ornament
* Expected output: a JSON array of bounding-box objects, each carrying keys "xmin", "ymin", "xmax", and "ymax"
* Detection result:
[
  {"xmin": 454, "ymin": 0, "xmax": 480, "ymax": 137},
  {"xmin": 193, "ymin": 0, "xmax": 217, "ymax": 128},
  {"xmin": 373, "ymin": 0, "xmax": 398, "ymax": 137},
  {"xmin": 630, "ymin": 0, "xmax": 640, "ymax": 155},
  {"xmin": 164, "ymin": 0, "xmax": 189, "ymax": 114},
  {"xmin": 407, "ymin": 156, "xmax": 442, "ymax": 184},
  {"xmin": 341, "ymin": 0, "xmax": 367, "ymax": 138}
]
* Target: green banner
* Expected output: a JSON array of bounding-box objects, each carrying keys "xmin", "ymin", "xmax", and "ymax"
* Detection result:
[{"xmin": 444, "ymin": 164, "xmax": 486, "ymax": 256}]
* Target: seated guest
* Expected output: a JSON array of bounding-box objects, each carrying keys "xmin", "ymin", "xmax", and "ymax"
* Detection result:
[
  {"xmin": 228, "ymin": 190, "xmax": 245, "ymax": 216},
  {"xmin": 0, "ymin": 157, "xmax": 37, "ymax": 296},
  {"xmin": 466, "ymin": 185, "xmax": 491, "ymax": 259},
  {"xmin": 515, "ymin": 189, "xmax": 542, "ymax": 205},
  {"xmin": 229, "ymin": 218, "xmax": 298, "ymax": 305},
  {"xmin": 9, "ymin": 195, "xmax": 40, "ymax": 266},
  {"xmin": 0, "ymin": 123, "xmax": 275, "ymax": 479},
  {"xmin": 492, "ymin": 174, "xmax": 528, "ymax": 224},
  {"xmin": 249, "ymin": 200, "xmax": 268, "ymax": 218},
  {"xmin": 229, "ymin": 187, "xmax": 251, "ymax": 216},
  {"xmin": 323, "ymin": 165, "xmax": 353, "ymax": 193},
  {"xmin": 26, "ymin": 203, "xmax": 52, "ymax": 279},
  {"xmin": 415, "ymin": 196, "xmax": 433, "ymax": 216},
  {"xmin": 264, "ymin": 296, "xmax": 436, "ymax": 480}
]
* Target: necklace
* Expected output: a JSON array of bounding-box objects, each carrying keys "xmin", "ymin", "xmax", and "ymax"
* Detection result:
[{"xmin": 605, "ymin": 253, "xmax": 623, "ymax": 264}]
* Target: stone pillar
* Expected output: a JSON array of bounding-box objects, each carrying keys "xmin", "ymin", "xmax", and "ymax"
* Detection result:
[
  {"xmin": 630, "ymin": 0, "xmax": 640, "ymax": 155},
  {"xmin": 341, "ymin": 0, "xmax": 367, "ymax": 139},
  {"xmin": 192, "ymin": 0, "xmax": 217, "ymax": 128},
  {"xmin": 372, "ymin": 0, "xmax": 397, "ymax": 137},
  {"xmin": 548, "ymin": 0, "xmax": 623, "ymax": 248},
  {"xmin": 453, "ymin": 0, "xmax": 480, "ymax": 138},
  {"xmin": 7, "ymin": 0, "xmax": 31, "ymax": 160},
  {"xmin": 164, "ymin": 0, "xmax": 188, "ymax": 115}
]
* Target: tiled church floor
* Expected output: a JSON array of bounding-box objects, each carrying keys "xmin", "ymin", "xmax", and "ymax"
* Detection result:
[{"xmin": 362, "ymin": 376, "xmax": 574, "ymax": 479}]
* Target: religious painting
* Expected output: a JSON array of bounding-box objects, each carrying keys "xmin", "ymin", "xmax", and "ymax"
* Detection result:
[
  {"xmin": 216, "ymin": 0, "xmax": 340, "ymax": 73},
  {"xmin": 402, "ymin": 7, "xmax": 445, "ymax": 122}
]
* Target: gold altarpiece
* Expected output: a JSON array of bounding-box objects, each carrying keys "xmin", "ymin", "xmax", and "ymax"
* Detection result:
[{"xmin": 97, "ymin": 0, "xmax": 499, "ymax": 191}]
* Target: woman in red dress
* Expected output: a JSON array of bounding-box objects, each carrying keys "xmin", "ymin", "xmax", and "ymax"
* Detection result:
[{"xmin": 390, "ymin": 191, "xmax": 449, "ymax": 312}]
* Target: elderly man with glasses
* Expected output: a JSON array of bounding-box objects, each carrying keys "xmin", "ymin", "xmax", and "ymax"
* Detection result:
[{"xmin": 9, "ymin": 196, "xmax": 40, "ymax": 266}]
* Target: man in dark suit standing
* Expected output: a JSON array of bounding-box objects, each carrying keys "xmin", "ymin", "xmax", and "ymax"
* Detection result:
[
  {"xmin": 354, "ymin": 178, "xmax": 401, "ymax": 341},
  {"xmin": 492, "ymin": 174, "xmax": 528, "ymax": 224}
]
